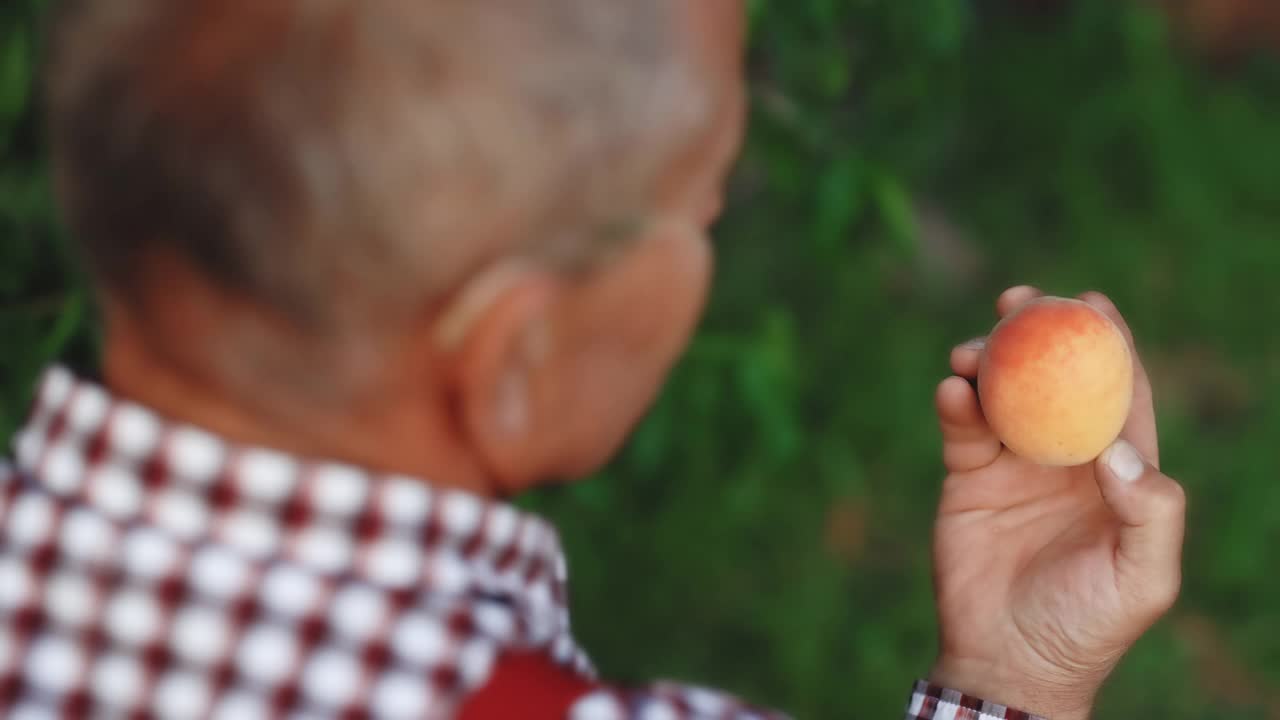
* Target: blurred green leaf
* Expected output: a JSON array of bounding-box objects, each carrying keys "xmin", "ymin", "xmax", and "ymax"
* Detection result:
[
  {"xmin": 873, "ymin": 175, "xmax": 917, "ymax": 255},
  {"xmin": 815, "ymin": 157, "xmax": 865, "ymax": 251}
]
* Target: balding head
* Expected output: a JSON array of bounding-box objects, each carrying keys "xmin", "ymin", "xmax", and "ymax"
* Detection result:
[
  {"xmin": 47, "ymin": 0, "xmax": 711, "ymax": 334},
  {"xmin": 47, "ymin": 0, "xmax": 747, "ymax": 492}
]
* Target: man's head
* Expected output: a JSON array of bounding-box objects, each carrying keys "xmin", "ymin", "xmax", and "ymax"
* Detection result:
[{"xmin": 45, "ymin": 0, "xmax": 747, "ymax": 494}]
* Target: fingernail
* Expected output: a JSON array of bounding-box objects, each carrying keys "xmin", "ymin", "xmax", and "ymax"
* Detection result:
[
  {"xmin": 959, "ymin": 337, "xmax": 986, "ymax": 350},
  {"xmin": 1104, "ymin": 439, "xmax": 1145, "ymax": 483}
]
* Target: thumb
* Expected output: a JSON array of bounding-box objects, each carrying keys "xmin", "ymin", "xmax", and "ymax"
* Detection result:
[{"xmin": 1096, "ymin": 439, "xmax": 1187, "ymax": 615}]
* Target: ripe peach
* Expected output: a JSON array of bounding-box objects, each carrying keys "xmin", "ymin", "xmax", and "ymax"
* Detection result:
[{"xmin": 978, "ymin": 297, "xmax": 1134, "ymax": 466}]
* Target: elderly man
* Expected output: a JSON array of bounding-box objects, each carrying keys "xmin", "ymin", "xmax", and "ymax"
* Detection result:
[{"xmin": 0, "ymin": 0, "xmax": 1185, "ymax": 717}]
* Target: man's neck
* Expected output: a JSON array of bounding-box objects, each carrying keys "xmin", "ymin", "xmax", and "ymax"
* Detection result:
[{"xmin": 102, "ymin": 331, "xmax": 500, "ymax": 500}]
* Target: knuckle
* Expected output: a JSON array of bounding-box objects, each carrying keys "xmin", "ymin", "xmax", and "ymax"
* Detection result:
[
  {"xmin": 942, "ymin": 441, "xmax": 1000, "ymax": 476},
  {"xmin": 1127, "ymin": 567, "xmax": 1182, "ymax": 618},
  {"xmin": 1147, "ymin": 571, "xmax": 1183, "ymax": 615},
  {"xmin": 1152, "ymin": 480, "xmax": 1187, "ymax": 516}
]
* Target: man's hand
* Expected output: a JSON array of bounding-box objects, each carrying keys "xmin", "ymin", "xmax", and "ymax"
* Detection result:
[{"xmin": 930, "ymin": 286, "xmax": 1186, "ymax": 719}]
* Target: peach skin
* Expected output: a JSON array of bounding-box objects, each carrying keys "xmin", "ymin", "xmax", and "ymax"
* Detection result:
[{"xmin": 977, "ymin": 296, "xmax": 1134, "ymax": 466}]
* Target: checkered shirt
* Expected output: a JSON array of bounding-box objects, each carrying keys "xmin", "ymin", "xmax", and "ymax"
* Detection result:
[
  {"xmin": 904, "ymin": 681, "xmax": 1047, "ymax": 720},
  {"xmin": 0, "ymin": 367, "xmax": 1031, "ymax": 718}
]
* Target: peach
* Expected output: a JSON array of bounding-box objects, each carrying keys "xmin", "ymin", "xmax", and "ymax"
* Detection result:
[{"xmin": 978, "ymin": 297, "xmax": 1134, "ymax": 466}]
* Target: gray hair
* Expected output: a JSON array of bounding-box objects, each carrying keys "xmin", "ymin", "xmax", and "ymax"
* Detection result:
[{"xmin": 46, "ymin": 0, "xmax": 711, "ymax": 339}]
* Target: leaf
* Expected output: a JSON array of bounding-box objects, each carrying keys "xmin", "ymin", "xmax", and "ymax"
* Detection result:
[
  {"xmin": 814, "ymin": 158, "xmax": 865, "ymax": 253},
  {"xmin": 872, "ymin": 175, "xmax": 917, "ymax": 255}
]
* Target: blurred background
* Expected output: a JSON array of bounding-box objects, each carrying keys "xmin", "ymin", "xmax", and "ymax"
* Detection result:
[{"xmin": 4, "ymin": 0, "xmax": 1280, "ymax": 717}]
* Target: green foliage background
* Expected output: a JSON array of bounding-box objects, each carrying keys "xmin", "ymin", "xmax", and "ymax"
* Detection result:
[{"xmin": 4, "ymin": 0, "xmax": 1280, "ymax": 717}]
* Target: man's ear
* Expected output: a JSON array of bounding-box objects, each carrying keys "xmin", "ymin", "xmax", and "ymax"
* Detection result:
[{"xmin": 435, "ymin": 262, "xmax": 557, "ymax": 491}]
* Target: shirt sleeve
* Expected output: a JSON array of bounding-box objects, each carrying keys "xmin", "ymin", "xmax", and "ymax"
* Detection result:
[{"xmin": 904, "ymin": 680, "xmax": 1048, "ymax": 720}]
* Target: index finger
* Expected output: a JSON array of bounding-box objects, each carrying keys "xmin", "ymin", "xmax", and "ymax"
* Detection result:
[{"xmin": 996, "ymin": 285, "xmax": 1044, "ymax": 318}]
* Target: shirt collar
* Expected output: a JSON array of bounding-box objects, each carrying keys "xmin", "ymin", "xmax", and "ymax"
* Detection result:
[{"xmin": 12, "ymin": 366, "xmax": 569, "ymax": 620}]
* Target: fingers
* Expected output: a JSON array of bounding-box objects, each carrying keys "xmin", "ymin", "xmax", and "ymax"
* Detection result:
[
  {"xmin": 949, "ymin": 285, "xmax": 1043, "ymax": 378},
  {"xmin": 996, "ymin": 285, "xmax": 1043, "ymax": 318},
  {"xmin": 936, "ymin": 376, "xmax": 1002, "ymax": 472},
  {"xmin": 949, "ymin": 338, "xmax": 984, "ymax": 378},
  {"xmin": 1095, "ymin": 439, "xmax": 1186, "ymax": 616},
  {"xmin": 1078, "ymin": 291, "xmax": 1159, "ymax": 466}
]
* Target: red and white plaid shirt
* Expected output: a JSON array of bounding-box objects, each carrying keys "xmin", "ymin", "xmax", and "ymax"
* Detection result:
[{"xmin": 0, "ymin": 366, "xmax": 1041, "ymax": 719}]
